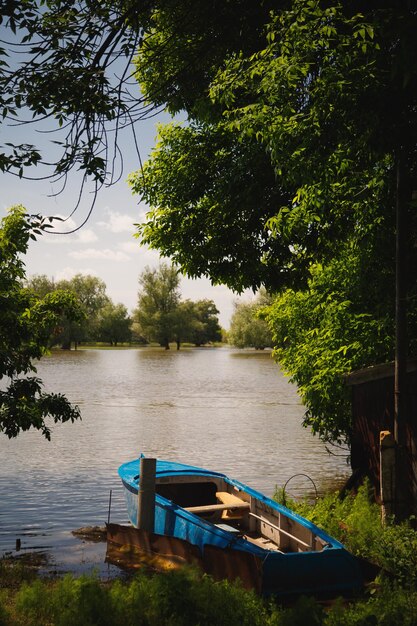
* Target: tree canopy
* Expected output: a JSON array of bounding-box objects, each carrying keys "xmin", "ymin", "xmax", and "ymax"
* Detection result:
[
  {"xmin": 128, "ymin": 2, "xmax": 417, "ymax": 442},
  {"xmin": 0, "ymin": 206, "xmax": 82, "ymax": 438},
  {"xmin": 189, "ymin": 299, "xmax": 222, "ymax": 347},
  {"xmin": 130, "ymin": 123, "xmax": 291, "ymax": 292},
  {"xmin": 96, "ymin": 302, "xmax": 132, "ymax": 346},
  {"xmin": 135, "ymin": 263, "xmax": 181, "ymax": 349},
  {"xmin": 56, "ymin": 274, "xmax": 109, "ymax": 347},
  {"xmin": 263, "ymin": 244, "xmax": 395, "ymax": 442},
  {"xmin": 134, "ymin": 263, "xmax": 222, "ymax": 349},
  {"xmin": 131, "ymin": 3, "xmax": 416, "ymax": 289}
]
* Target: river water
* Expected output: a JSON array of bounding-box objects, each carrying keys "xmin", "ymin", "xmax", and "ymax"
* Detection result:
[{"xmin": 0, "ymin": 347, "xmax": 350, "ymax": 575}]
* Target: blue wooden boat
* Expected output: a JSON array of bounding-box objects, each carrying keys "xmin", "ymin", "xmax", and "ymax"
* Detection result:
[{"xmin": 118, "ymin": 455, "xmax": 364, "ymax": 596}]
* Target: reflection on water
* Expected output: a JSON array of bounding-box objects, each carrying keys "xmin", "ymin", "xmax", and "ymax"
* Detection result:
[{"xmin": 0, "ymin": 347, "xmax": 350, "ymax": 574}]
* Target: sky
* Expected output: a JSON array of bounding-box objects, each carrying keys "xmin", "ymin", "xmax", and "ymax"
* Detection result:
[{"xmin": 1, "ymin": 111, "xmax": 248, "ymax": 329}]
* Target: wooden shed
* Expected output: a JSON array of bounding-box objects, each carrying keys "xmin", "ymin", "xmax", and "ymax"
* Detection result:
[{"xmin": 346, "ymin": 360, "xmax": 417, "ymax": 513}]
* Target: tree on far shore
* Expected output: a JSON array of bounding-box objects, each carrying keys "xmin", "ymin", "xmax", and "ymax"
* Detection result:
[
  {"xmin": 96, "ymin": 302, "xmax": 132, "ymax": 346},
  {"xmin": 228, "ymin": 289, "xmax": 273, "ymax": 350},
  {"xmin": 189, "ymin": 299, "xmax": 222, "ymax": 347},
  {"xmin": 134, "ymin": 264, "xmax": 222, "ymax": 349},
  {"xmin": 25, "ymin": 274, "xmax": 133, "ymax": 348},
  {"xmin": 134, "ymin": 263, "xmax": 181, "ymax": 350}
]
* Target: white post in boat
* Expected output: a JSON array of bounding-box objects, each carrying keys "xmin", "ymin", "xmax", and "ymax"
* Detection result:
[{"xmin": 137, "ymin": 457, "xmax": 156, "ymax": 532}]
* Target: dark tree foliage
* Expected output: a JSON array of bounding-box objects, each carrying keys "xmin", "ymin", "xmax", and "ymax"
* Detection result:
[
  {"xmin": 134, "ymin": 0, "xmax": 281, "ymax": 121},
  {"xmin": 132, "ymin": 2, "xmax": 417, "ymax": 292},
  {"xmin": 0, "ymin": 1, "xmax": 144, "ymax": 187},
  {"xmin": 0, "ymin": 0, "xmax": 276, "ymax": 212},
  {"xmin": 0, "ymin": 206, "xmax": 82, "ymax": 438}
]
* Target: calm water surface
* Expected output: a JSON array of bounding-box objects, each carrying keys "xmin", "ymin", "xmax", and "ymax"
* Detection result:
[{"xmin": 0, "ymin": 347, "xmax": 349, "ymax": 575}]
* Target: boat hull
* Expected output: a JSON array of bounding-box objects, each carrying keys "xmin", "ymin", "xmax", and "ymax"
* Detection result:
[{"xmin": 118, "ymin": 457, "xmax": 364, "ymax": 597}]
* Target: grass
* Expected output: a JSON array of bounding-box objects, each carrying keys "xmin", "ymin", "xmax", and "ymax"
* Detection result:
[{"xmin": 2, "ymin": 483, "xmax": 417, "ymax": 624}]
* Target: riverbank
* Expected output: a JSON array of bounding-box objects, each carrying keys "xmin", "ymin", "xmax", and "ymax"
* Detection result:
[{"xmin": 2, "ymin": 484, "xmax": 417, "ymax": 625}]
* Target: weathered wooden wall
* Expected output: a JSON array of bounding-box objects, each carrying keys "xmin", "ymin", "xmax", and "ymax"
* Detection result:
[{"xmin": 347, "ymin": 361, "xmax": 417, "ymax": 512}]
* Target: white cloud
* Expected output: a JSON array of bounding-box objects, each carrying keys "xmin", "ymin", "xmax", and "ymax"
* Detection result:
[
  {"xmin": 69, "ymin": 248, "xmax": 130, "ymax": 262},
  {"xmin": 98, "ymin": 210, "xmax": 135, "ymax": 233},
  {"xmin": 55, "ymin": 266, "xmax": 99, "ymax": 281},
  {"xmin": 117, "ymin": 243, "xmax": 166, "ymax": 266},
  {"xmin": 119, "ymin": 241, "xmax": 141, "ymax": 254},
  {"xmin": 76, "ymin": 229, "xmax": 98, "ymax": 244},
  {"xmin": 39, "ymin": 215, "xmax": 77, "ymax": 244}
]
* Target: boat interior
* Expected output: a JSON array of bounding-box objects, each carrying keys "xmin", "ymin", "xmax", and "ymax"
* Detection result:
[{"xmin": 155, "ymin": 474, "xmax": 329, "ymax": 553}]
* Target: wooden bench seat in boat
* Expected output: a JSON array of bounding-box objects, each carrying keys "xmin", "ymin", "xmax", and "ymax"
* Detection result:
[
  {"xmin": 184, "ymin": 491, "xmax": 250, "ymax": 518},
  {"xmin": 216, "ymin": 491, "xmax": 250, "ymax": 519}
]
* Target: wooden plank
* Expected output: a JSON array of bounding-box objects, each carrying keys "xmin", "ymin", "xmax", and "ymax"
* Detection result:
[
  {"xmin": 345, "ymin": 359, "xmax": 417, "ymax": 386},
  {"xmin": 243, "ymin": 533, "xmax": 284, "ymax": 553},
  {"xmin": 185, "ymin": 502, "xmax": 250, "ymax": 514},
  {"xmin": 216, "ymin": 491, "xmax": 248, "ymax": 506},
  {"xmin": 216, "ymin": 491, "xmax": 250, "ymax": 520},
  {"xmin": 106, "ymin": 523, "xmax": 262, "ymax": 592}
]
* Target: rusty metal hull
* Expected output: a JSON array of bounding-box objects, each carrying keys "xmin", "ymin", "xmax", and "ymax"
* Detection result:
[{"xmin": 106, "ymin": 523, "xmax": 262, "ymax": 592}]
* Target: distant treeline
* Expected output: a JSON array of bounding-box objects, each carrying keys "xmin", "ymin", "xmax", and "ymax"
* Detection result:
[{"xmin": 26, "ymin": 264, "xmax": 223, "ymax": 350}]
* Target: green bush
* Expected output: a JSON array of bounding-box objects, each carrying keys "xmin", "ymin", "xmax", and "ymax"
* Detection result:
[
  {"xmin": 111, "ymin": 568, "xmax": 278, "ymax": 626},
  {"xmin": 13, "ymin": 568, "xmax": 279, "ymax": 626},
  {"xmin": 326, "ymin": 585, "xmax": 417, "ymax": 626}
]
